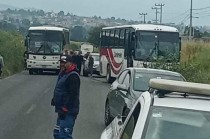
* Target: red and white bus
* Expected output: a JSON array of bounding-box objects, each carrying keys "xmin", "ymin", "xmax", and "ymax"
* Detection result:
[{"xmin": 99, "ymin": 24, "xmax": 181, "ymax": 83}]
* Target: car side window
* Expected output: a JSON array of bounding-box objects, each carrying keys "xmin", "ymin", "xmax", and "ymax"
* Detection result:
[
  {"xmin": 122, "ymin": 73, "xmax": 130, "ymax": 88},
  {"xmin": 118, "ymin": 70, "xmax": 128, "ymax": 84},
  {"xmin": 120, "ymin": 103, "xmax": 141, "ymax": 139}
]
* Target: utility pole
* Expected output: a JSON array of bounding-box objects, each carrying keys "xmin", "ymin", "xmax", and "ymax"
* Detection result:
[
  {"xmin": 189, "ymin": 0, "xmax": 193, "ymax": 39},
  {"xmin": 155, "ymin": 3, "xmax": 165, "ymax": 24},
  {"xmin": 139, "ymin": 13, "xmax": 147, "ymax": 23},
  {"xmin": 152, "ymin": 7, "xmax": 159, "ymax": 24}
]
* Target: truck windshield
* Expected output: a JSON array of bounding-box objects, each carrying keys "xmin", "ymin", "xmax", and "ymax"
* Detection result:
[
  {"xmin": 28, "ymin": 31, "xmax": 63, "ymax": 54},
  {"xmin": 135, "ymin": 31, "xmax": 179, "ymax": 61}
]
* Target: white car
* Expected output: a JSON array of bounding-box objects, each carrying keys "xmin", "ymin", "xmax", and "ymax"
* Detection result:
[
  {"xmin": 83, "ymin": 53, "xmax": 100, "ymax": 76},
  {"xmin": 101, "ymin": 79, "xmax": 210, "ymax": 139}
]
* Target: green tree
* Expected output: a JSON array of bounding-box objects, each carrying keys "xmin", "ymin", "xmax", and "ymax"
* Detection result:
[
  {"xmin": 87, "ymin": 25, "xmax": 105, "ymax": 46},
  {"xmin": 58, "ymin": 11, "xmax": 65, "ymax": 17},
  {"xmin": 70, "ymin": 26, "xmax": 87, "ymax": 42},
  {"xmin": 22, "ymin": 19, "xmax": 30, "ymax": 27}
]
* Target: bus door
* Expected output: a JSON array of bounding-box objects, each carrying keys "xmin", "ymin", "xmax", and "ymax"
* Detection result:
[{"xmin": 125, "ymin": 29, "xmax": 135, "ymax": 68}]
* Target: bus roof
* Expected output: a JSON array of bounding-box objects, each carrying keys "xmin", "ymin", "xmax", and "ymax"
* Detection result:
[
  {"xmin": 102, "ymin": 24, "xmax": 178, "ymax": 32},
  {"xmin": 29, "ymin": 26, "xmax": 69, "ymax": 32}
]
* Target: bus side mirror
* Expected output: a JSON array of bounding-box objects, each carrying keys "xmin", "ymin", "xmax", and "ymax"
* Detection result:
[
  {"xmin": 179, "ymin": 37, "xmax": 182, "ymax": 48},
  {"xmin": 63, "ymin": 39, "xmax": 66, "ymax": 46},
  {"xmin": 24, "ymin": 39, "xmax": 27, "ymax": 47}
]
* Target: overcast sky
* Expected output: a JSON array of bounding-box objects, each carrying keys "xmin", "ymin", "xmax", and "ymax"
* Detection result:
[{"xmin": 1, "ymin": 0, "xmax": 210, "ymax": 26}]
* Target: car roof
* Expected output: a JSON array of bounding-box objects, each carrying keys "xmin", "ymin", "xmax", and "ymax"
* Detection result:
[
  {"xmin": 153, "ymin": 95, "xmax": 210, "ymax": 112},
  {"xmin": 128, "ymin": 68, "xmax": 182, "ymax": 77}
]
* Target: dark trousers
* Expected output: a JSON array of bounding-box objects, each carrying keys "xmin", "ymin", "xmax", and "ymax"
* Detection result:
[
  {"xmin": 89, "ymin": 66, "xmax": 93, "ymax": 76},
  {"xmin": 77, "ymin": 65, "xmax": 81, "ymax": 75},
  {"xmin": 54, "ymin": 114, "xmax": 77, "ymax": 139}
]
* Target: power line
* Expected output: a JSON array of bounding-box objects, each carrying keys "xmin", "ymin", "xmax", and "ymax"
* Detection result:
[
  {"xmin": 139, "ymin": 13, "xmax": 147, "ymax": 23},
  {"xmin": 155, "ymin": 3, "xmax": 165, "ymax": 24},
  {"xmin": 152, "ymin": 7, "xmax": 160, "ymax": 24},
  {"xmin": 193, "ymin": 6, "xmax": 210, "ymax": 10},
  {"xmin": 189, "ymin": 0, "xmax": 192, "ymax": 39},
  {"xmin": 180, "ymin": 15, "xmax": 190, "ymax": 23},
  {"xmin": 166, "ymin": 9, "xmax": 190, "ymax": 22}
]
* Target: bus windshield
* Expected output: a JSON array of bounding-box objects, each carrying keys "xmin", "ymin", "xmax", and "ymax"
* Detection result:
[
  {"xmin": 135, "ymin": 31, "xmax": 180, "ymax": 61},
  {"xmin": 28, "ymin": 31, "xmax": 63, "ymax": 54}
]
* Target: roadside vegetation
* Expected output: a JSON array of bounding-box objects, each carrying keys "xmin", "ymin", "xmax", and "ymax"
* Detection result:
[
  {"xmin": 178, "ymin": 41, "xmax": 210, "ymax": 83},
  {"xmin": 0, "ymin": 30, "xmax": 25, "ymax": 77}
]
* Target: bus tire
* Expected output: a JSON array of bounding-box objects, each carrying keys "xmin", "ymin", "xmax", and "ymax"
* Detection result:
[
  {"xmin": 106, "ymin": 65, "xmax": 112, "ymax": 83},
  {"xmin": 29, "ymin": 69, "xmax": 33, "ymax": 75}
]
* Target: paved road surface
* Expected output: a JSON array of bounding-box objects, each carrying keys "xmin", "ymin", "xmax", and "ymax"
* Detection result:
[{"xmin": 0, "ymin": 71, "xmax": 109, "ymax": 139}]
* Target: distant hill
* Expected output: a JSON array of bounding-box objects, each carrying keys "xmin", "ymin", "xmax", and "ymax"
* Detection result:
[{"xmin": 0, "ymin": 3, "xmax": 17, "ymax": 10}]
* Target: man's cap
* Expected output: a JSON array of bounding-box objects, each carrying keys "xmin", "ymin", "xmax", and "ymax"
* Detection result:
[{"xmin": 60, "ymin": 55, "xmax": 76, "ymax": 63}]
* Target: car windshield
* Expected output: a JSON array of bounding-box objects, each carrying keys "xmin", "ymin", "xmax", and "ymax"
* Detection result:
[
  {"xmin": 92, "ymin": 55, "xmax": 99, "ymax": 61},
  {"xmin": 133, "ymin": 72, "xmax": 183, "ymax": 91},
  {"xmin": 28, "ymin": 30, "xmax": 63, "ymax": 54},
  {"xmin": 135, "ymin": 31, "xmax": 179, "ymax": 61},
  {"xmin": 144, "ymin": 107, "xmax": 210, "ymax": 139}
]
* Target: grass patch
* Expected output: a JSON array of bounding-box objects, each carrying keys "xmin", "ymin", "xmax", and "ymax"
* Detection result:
[
  {"xmin": 178, "ymin": 41, "xmax": 210, "ymax": 83},
  {"xmin": 0, "ymin": 30, "xmax": 25, "ymax": 77}
]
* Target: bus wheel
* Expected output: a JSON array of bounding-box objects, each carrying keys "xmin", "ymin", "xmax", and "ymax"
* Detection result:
[
  {"xmin": 106, "ymin": 65, "xmax": 112, "ymax": 83},
  {"xmin": 29, "ymin": 69, "xmax": 33, "ymax": 75}
]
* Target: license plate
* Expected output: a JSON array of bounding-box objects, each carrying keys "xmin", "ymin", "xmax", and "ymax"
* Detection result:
[{"xmin": 42, "ymin": 65, "xmax": 47, "ymax": 68}]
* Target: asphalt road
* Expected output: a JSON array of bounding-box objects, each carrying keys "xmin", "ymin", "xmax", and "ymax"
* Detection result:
[{"xmin": 0, "ymin": 71, "xmax": 110, "ymax": 139}]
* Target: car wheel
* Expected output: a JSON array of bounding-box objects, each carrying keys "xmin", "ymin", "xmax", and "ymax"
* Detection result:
[
  {"xmin": 122, "ymin": 107, "xmax": 130, "ymax": 123},
  {"xmin": 105, "ymin": 101, "xmax": 112, "ymax": 126}
]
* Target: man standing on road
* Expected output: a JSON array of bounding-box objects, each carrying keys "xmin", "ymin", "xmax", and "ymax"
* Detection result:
[
  {"xmin": 75, "ymin": 51, "xmax": 83, "ymax": 75},
  {"xmin": 51, "ymin": 55, "xmax": 80, "ymax": 139},
  {"xmin": 88, "ymin": 54, "xmax": 94, "ymax": 77}
]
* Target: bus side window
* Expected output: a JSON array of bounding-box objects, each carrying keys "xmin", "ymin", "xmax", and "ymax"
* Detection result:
[
  {"xmin": 124, "ymin": 29, "xmax": 129, "ymax": 59},
  {"xmin": 101, "ymin": 31, "xmax": 106, "ymax": 47},
  {"xmin": 114, "ymin": 29, "xmax": 120, "ymax": 48},
  {"xmin": 110, "ymin": 30, "xmax": 115, "ymax": 47},
  {"xmin": 119, "ymin": 29, "xmax": 125, "ymax": 47},
  {"xmin": 105, "ymin": 30, "xmax": 110, "ymax": 47}
]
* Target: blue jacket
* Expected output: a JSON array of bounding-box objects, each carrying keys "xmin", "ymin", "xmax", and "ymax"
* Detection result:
[{"xmin": 53, "ymin": 70, "xmax": 80, "ymax": 115}]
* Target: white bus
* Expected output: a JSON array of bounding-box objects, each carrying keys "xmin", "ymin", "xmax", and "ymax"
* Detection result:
[
  {"xmin": 25, "ymin": 26, "xmax": 70, "ymax": 74},
  {"xmin": 99, "ymin": 24, "xmax": 181, "ymax": 82}
]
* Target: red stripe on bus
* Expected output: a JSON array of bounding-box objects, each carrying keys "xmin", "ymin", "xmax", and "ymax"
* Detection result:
[
  {"xmin": 107, "ymin": 49, "xmax": 122, "ymax": 69},
  {"xmin": 100, "ymin": 48, "xmax": 123, "ymax": 75}
]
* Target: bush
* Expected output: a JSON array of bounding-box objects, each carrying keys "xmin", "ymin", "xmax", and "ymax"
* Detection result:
[
  {"xmin": 178, "ymin": 41, "xmax": 210, "ymax": 83},
  {"xmin": 0, "ymin": 30, "xmax": 25, "ymax": 77},
  {"xmin": 65, "ymin": 41, "xmax": 81, "ymax": 51}
]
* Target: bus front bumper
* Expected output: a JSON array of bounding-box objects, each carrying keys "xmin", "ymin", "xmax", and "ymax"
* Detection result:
[{"xmin": 27, "ymin": 60, "xmax": 60, "ymax": 70}]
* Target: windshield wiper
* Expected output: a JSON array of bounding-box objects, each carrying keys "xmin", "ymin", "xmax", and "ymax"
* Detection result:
[
  {"xmin": 146, "ymin": 42, "xmax": 158, "ymax": 61},
  {"xmin": 36, "ymin": 44, "xmax": 44, "ymax": 53}
]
